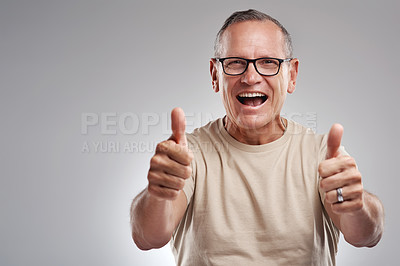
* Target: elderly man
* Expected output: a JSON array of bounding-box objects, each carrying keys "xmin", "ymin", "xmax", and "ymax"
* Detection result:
[{"xmin": 130, "ymin": 9, "xmax": 384, "ymax": 265}]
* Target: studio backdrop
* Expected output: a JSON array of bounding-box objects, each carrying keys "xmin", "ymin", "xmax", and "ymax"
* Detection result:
[{"xmin": 1, "ymin": 1, "xmax": 399, "ymax": 265}]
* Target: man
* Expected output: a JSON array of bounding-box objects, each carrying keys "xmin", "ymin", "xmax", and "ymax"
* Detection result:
[{"xmin": 130, "ymin": 9, "xmax": 384, "ymax": 265}]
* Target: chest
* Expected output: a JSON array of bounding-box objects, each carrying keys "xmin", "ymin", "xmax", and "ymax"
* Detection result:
[{"xmin": 190, "ymin": 148, "xmax": 323, "ymax": 257}]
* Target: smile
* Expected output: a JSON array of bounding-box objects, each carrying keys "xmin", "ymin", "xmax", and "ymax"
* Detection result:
[{"xmin": 236, "ymin": 92, "xmax": 268, "ymax": 107}]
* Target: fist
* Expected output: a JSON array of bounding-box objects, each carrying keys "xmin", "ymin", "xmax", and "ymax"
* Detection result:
[
  {"xmin": 318, "ymin": 124, "xmax": 364, "ymax": 214},
  {"xmin": 147, "ymin": 107, "xmax": 193, "ymax": 200}
]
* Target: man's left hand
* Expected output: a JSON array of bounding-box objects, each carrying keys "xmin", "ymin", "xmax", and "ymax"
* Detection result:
[{"xmin": 318, "ymin": 124, "xmax": 364, "ymax": 214}]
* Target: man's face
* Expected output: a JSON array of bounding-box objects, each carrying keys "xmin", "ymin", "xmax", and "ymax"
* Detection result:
[{"xmin": 211, "ymin": 20, "xmax": 298, "ymax": 133}]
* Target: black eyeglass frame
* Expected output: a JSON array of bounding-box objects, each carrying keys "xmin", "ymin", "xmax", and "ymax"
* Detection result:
[{"xmin": 215, "ymin": 57, "xmax": 293, "ymax": 76}]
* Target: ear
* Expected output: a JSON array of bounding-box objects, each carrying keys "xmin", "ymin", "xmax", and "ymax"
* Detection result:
[
  {"xmin": 210, "ymin": 58, "xmax": 219, "ymax": 93},
  {"xmin": 287, "ymin": 58, "xmax": 299, "ymax": 94}
]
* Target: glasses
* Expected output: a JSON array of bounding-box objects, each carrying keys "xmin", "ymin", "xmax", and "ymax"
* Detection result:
[{"xmin": 215, "ymin": 57, "xmax": 292, "ymax": 76}]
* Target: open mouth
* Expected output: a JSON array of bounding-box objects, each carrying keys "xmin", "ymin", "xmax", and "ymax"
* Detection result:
[{"xmin": 237, "ymin": 92, "xmax": 268, "ymax": 107}]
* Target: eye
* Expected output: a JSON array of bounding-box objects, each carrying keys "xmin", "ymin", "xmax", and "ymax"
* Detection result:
[
  {"xmin": 225, "ymin": 59, "xmax": 246, "ymax": 68},
  {"xmin": 258, "ymin": 59, "xmax": 279, "ymax": 66}
]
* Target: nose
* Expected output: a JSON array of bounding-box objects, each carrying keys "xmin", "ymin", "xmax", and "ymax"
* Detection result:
[{"xmin": 241, "ymin": 62, "xmax": 263, "ymax": 85}]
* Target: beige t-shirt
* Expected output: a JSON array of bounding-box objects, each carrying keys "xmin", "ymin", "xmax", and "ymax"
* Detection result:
[{"xmin": 171, "ymin": 118, "xmax": 340, "ymax": 266}]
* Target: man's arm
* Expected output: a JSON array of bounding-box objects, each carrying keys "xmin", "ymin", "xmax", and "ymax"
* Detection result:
[
  {"xmin": 319, "ymin": 124, "xmax": 384, "ymax": 247},
  {"xmin": 130, "ymin": 108, "xmax": 193, "ymax": 250},
  {"xmin": 130, "ymin": 189, "xmax": 188, "ymax": 250},
  {"xmin": 326, "ymin": 190, "xmax": 384, "ymax": 247}
]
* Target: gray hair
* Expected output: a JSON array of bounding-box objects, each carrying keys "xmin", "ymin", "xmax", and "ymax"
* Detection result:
[{"xmin": 214, "ymin": 9, "xmax": 293, "ymax": 58}]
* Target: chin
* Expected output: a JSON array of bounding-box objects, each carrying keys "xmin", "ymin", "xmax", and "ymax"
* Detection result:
[{"xmin": 234, "ymin": 113, "xmax": 271, "ymax": 130}]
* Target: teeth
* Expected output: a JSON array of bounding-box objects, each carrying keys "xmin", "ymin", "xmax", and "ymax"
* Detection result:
[{"xmin": 238, "ymin": 92, "xmax": 266, "ymax": 98}]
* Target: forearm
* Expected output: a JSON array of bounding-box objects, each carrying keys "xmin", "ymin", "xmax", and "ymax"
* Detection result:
[
  {"xmin": 340, "ymin": 191, "xmax": 384, "ymax": 247},
  {"xmin": 131, "ymin": 111, "xmax": 193, "ymax": 250},
  {"xmin": 130, "ymin": 188, "xmax": 177, "ymax": 250}
]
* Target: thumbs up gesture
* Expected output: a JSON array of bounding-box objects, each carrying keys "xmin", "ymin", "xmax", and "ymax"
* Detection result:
[
  {"xmin": 318, "ymin": 124, "xmax": 364, "ymax": 214},
  {"xmin": 147, "ymin": 108, "xmax": 193, "ymax": 200}
]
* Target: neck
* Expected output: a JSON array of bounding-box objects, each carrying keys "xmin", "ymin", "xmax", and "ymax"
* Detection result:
[{"xmin": 224, "ymin": 116, "xmax": 287, "ymax": 145}]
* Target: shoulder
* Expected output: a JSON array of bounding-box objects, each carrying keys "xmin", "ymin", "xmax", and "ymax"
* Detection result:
[
  {"xmin": 186, "ymin": 118, "xmax": 223, "ymax": 151},
  {"xmin": 287, "ymin": 120, "xmax": 349, "ymax": 162},
  {"xmin": 287, "ymin": 119, "xmax": 325, "ymax": 147},
  {"xmin": 284, "ymin": 119, "xmax": 330, "ymax": 164}
]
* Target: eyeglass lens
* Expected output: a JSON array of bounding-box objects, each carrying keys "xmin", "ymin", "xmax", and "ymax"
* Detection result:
[{"xmin": 222, "ymin": 58, "xmax": 281, "ymax": 76}]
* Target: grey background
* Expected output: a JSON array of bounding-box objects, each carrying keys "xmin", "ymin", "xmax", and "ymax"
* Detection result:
[{"xmin": 1, "ymin": 0, "xmax": 399, "ymax": 265}]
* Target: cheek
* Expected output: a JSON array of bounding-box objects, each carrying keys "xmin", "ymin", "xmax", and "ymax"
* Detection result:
[
  {"xmin": 220, "ymin": 79, "xmax": 236, "ymax": 101},
  {"xmin": 274, "ymin": 75, "xmax": 288, "ymax": 94},
  {"xmin": 220, "ymin": 79, "xmax": 241, "ymax": 116},
  {"xmin": 268, "ymin": 78, "xmax": 288, "ymax": 107}
]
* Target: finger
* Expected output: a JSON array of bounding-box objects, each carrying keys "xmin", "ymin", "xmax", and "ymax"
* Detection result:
[
  {"xmin": 324, "ymin": 183, "xmax": 363, "ymax": 204},
  {"xmin": 150, "ymin": 155, "xmax": 192, "ymax": 180},
  {"xmin": 318, "ymin": 155, "xmax": 357, "ymax": 178},
  {"xmin": 331, "ymin": 198, "xmax": 364, "ymax": 213},
  {"xmin": 156, "ymin": 140, "xmax": 193, "ymax": 166},
  {"xmin": 148, "ymin": 171, "xmax": 186, "ymax": 191},
  {"xmin": 319, "ymin": 167, "xmax": 362, "ymax": 192},
  {"xmin": 171, "ymin": 107, "xmax": 187, "ymax": 147},
  {"xmin": 326, "ymin": 123, "xmax": 344, "ymax": 159},
  {"xmin": 147, "ymin": 183, "xmax": 180, "ymax": 200}
]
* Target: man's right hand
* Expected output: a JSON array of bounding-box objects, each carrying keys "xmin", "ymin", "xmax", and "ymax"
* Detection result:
[{"xmin": 147, "ymin": 107, "xmax": 193, "ymax": 201}]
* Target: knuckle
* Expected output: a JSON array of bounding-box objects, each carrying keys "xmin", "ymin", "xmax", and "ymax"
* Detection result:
[
  {"xmin": 325, "ymin": 192, "xmax": 334, "ymax": 203},
  {"xmin": 147, "ymin": 171, "xmax": 155, "ymax": 182},
  {"xmin": 147, "ymin": 171, "xmax": 160, "ymax": 184},
  {"xmin": 148, "ymin": 184, "xmax": 178, "ymax": 200},
  {"xmin": 344, "ymin": 156, "xmax": 356, "ymax": 167},
  {"xmin": 354, "ymin": 201, "xmax": 363, "ymax": 211},
  {"xmin": 159, "ymin": 140, "xmax": 177, "ymax": 153},
  {"xmin": 155, "ymin": 142, "xmax": 163, "ymax": 153},
  {"xmin": 318, "ymin": 163, "xmax": 326, "ymax": 177},
  {"xmin": 156, "ymin": 141, "xmax": 169, "ymax": 153},
  {"xmin": 349, "ymin": 169, "xmax": 362, "ymax": 183},
  {"xmin": 353, "ymin": 185, "xmax": 364, "ymax": 197},
  {"xmin": 319, "ymin": 179, "xmax": 327, "ymax": 191},
  {"xmin": 177, "ymin": 147, "xmax": 192, "ymax": 164},
  {"xmin": 355, "ymin": 170, "xmax": 362, "ymax": 180},
  {"xmin": 147, "ymin": 184, "xmax": 159, "ymax": 196},
  {"xmin": 176, "ymin": 178, "xmax": 185, "ymax": 190},
  {"xmin": 355, "ymin": 189, "xmax": 363, "ymax": 198},
  {"xmin": 182, "ymin": 155, "xmax": 192, "ymax": 166},
  {"xmin": 150, "ymin": 155, "xmax": 161, "ymax": 167},
  {"xmin": 183, "ymin": 166, "xmax": 192, "ymax": 178}
]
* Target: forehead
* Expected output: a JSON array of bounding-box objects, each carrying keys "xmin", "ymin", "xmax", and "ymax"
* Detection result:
[{"xmin": 219, "ymin": 20, "xmax": 286, "ymax": 58}]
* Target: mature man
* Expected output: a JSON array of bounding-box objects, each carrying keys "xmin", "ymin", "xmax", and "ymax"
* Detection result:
[{"xmin": 130, "ymin": 9, "xmax": 384, "ymax": 265}]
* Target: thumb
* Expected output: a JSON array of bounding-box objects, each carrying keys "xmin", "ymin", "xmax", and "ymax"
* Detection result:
[
  {"xmin": 326, "ymin": 123, "xmax": 344, "ymax": 159},
  {"xmin": 171, "ymin": 107, "xmax": 187, "ymax": 147}
]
